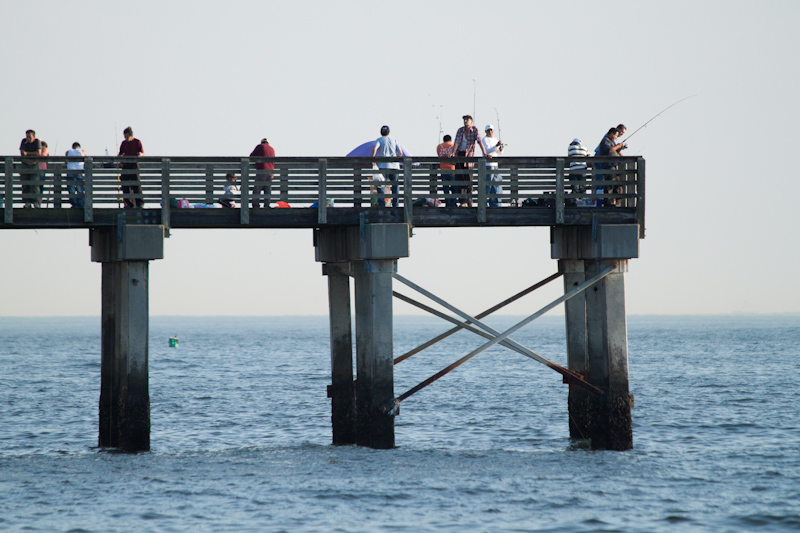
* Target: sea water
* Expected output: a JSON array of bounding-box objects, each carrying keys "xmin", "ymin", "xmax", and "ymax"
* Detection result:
[{"xmin": 0, "ymin": 315, "xmax": 798, "ymax": 532}]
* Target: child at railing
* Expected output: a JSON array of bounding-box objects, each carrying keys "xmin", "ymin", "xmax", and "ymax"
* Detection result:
[{"xmin": 220, "ymin": 173, "xmax": 239, "ymax": 208}]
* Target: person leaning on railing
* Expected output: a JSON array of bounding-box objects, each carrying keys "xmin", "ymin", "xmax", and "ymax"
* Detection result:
[
  {"xmin": 65, "ymin": 142, "xmax": 87, "ymax": 209},
  {"xmin": 593, "ymin": 127, "xmax": 626, "ymax": 207},
  {"xmin": 250, "ymin": 138, "xmax": 275, "ymax": 209},
  {"xmin": 19, "ymin": 129, "xmax": 42, "ymax": 208}
]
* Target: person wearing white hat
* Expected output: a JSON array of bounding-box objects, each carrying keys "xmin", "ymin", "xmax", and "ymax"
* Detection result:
[{"xmin": 481, "ymin": 124, "xmax": 504, "ymax": 207}]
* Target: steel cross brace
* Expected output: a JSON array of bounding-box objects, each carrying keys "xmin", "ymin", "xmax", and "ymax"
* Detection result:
[{"xmin": 384, "ymin": 265, "xmax": 617, "ymax": 413}]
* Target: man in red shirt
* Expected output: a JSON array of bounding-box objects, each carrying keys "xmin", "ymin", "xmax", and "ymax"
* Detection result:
[
  {"xmin": 249, "ymin": 138, "xmax": 275, "ymax": 208},
  {"xmin": 118, "ymin": 126, "xmax": 145, "ymax": 208},
  {"xmin": 436, "ymin": 134, "xmax": 456, "ymax": 207}
]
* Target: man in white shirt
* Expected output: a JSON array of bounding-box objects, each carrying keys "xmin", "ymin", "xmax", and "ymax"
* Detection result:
[
  {"xmin": 481, "ymin": 125, "xmax": 503, "ymax": 207},
  {"xmin": 65, "ymin": 142, "xmax": 87, "ymax": 208},
  {"xmin": 371, "ymin": 125, "xmax": 403, "ymax": 207}
]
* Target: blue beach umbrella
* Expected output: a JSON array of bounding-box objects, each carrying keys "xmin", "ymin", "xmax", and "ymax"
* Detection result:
[{"xmin": 346, "ymin": 141, "xmax": 413, "ymax": 157}]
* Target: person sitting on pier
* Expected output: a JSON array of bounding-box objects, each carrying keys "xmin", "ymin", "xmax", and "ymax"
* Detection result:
[
  {"xmin": 118, "ymin": 127, "xmax": 145, "ymax": 208},
  {"xmin": 220, "ymin": 173, "xmax": 239, "ymax": 208},
  {"xmin": 371, "ymin": 125, "xmax": 403, "ymax": 207},
  {"xmin": 450, "ymin": 115, "xmax": 488, "ymax": 207},
  {"xmin": 250, "ymin": 138, "xmax": 275, "ymax": 209},
  {"xmin": 65, "ymin": 142, "xmax": 87, "ymax": 209}
]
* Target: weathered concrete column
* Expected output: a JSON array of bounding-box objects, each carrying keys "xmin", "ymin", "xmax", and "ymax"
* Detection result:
[
  {"xmin": 560, "ymin": 259, "xmax": 591, "ymax": 439},
  {"xmin": 584, "ymin": 259, "xmax": 633, "ymax": 450},
  {"xmin": 91, "ymin": 225, "xmax": 165, "ymax": 452},
  {"xmin": 552, "ymin": 224, "xmax": 638, "ymax": 450},
  {"xmin": 323, "ymin": 261, "xmax": 356, "ymax": 445},
  {"xmin": 315, "ymin": 223, "xmax": 409, "ymax": 449},
  {"xmin": 353, "ymin": 259, "xmax": 396, "ymax": 449}
]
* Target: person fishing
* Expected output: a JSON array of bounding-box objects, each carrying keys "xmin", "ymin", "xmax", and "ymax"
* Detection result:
[{"xmin": 594, "ymin": 127, "xmax": 626, "ymax": 207}]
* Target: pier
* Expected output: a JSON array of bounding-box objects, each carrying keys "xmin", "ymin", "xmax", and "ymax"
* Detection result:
[{"xmin": 2, "ymin": 154, "xmax": 644, "ymax": 451}]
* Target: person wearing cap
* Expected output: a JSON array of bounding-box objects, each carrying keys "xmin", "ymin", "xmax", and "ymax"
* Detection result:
[
  {"xmin": 250, "ymin": 138, "xmax": 275, "ymax": 208},
  {"xmin": 481, "ymin": 125, "xmax": 504, "ymax": 207},
  {"xmin": 450, "ymin": 115, "xmax": 487, "ymax": 207},
  {"xmin": 371, "ymin": 125, "xmax": 403, "ymax": 207},
  {"xmin": 567, "ymin": 138, "xmax": 591, "ymax": 203}
]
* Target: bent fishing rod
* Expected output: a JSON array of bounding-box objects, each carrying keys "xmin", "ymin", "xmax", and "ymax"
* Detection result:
[{"xmin": 621, "ymin": 94, "xmax": 697, "ymax": 144}]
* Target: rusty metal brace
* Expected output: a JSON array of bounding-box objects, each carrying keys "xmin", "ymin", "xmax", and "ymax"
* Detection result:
[{"xmin": 383, "ymin": 264, "xmax": 616, "ymax": 413}]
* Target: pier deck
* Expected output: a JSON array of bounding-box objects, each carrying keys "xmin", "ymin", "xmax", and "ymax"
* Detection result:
[{"xmin": 2, "ymin": 156, "xmax": 644, "ymax": 232}]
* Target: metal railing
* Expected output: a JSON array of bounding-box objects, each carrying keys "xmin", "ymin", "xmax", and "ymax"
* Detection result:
[{"xmin": 1, "ymin": 156, "xmax": 644, "ymax": 228}]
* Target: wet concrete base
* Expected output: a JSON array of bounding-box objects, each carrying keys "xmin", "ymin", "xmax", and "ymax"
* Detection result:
[
  {"xmin": 356, "ymin": 407, "xmax": 395, "ymax": 450},
  {"xmin": 570, "ymin": 389, "xmax": 633, "ymax": 451},
  {"xmin": 118, "ymin": 386, "xmax": 151, "ymax": 452},
  {"xmin": 329, "ymin": 382, "xmax": 356, "ymax": 445},
  {"xmin": 568, "ymin": 388, "xmax": 593, "ymax": 440}
]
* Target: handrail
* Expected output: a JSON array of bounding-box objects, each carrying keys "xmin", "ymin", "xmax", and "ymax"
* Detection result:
[{"xmin": 0, "ymin": 156, "xmax": 644, "ymax": 229}]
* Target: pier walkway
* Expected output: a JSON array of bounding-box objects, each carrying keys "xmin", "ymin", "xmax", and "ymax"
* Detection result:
[{"xmin": 1, "ymin": 155, "xmax": 644, "ymax": 232}]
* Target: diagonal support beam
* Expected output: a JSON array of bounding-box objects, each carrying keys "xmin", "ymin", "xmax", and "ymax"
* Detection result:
[
  {"xmin": 393, "ymin": 272, "xmax": 562, "ymax": 365},
  {"xmin": 393, "ymin": 291, "xmax": 548, "ymax": 360},
  {"xmin": 385, "ymin": 264, "xmax": 617, "ymax": 413},
  {"xmin": 393, "ymin": 273, "xmax": 563, "ymax": 374}
]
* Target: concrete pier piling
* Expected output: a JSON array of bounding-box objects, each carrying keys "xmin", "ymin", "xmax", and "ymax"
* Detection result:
[
  {"xmin": 316, "ymin": 223, "xmax": 409, "ymax": 449},
  {"xmin": 91, "ymin": 225, "xmax": 164, "ymax": 452},
  {"xmin": 324, "ymin": 262, "xmax": 357, "ymax": 445},
  {"xmin": 354, "ymin": 259, "xmax": 397, "ymax": 449},
  {"xmin": 553, "ymin": 224, "xmax": 638, "ymax": 451}
]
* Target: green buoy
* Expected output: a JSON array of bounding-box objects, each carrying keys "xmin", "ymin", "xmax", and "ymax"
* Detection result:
[{"xmin": 169, "ymin": 335, "xmax": 179, "ymax": 348}]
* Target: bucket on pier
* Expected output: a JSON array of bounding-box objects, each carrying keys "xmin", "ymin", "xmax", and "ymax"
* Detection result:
[{"xmin": 169, "ymin": 336, "xmax": 179, "ymax": 348}]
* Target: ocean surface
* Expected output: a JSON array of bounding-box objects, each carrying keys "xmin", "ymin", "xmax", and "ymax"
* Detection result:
[{"xmin": 1, "ymin": 314, "xmax": 798, "ymax": 532}]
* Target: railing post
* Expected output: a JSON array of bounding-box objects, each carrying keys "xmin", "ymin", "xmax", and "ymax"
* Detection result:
[
  {"xmin": 353, "ymin": 166, "xmax": 362, "ymax": 208},
  {"xmin": 636, "ymin": 157, "xmax": 646, "ymax": 238},
  {"xmin": 4, "ymin": 157, "xmax": 12, "ymax": 223},
  {"xmin": 477, "ymin": 159, "xmax": 487, "ymax": 223},
  {"xmin": 84, "ymin": 157, "xmax": 93, "ymax": 222},
  {"xmin": 280, "ymin": 167, "xmax": 289, "ymax": 203},
  {"xmin": 426, "ymin": 163, "xmax": 435, "ymax": 198},
  {"xmin": 204, "ymin": 165, "xmax": 214, "ymax": 204},
  {"xmin": 318, "ymin": 159, "xmax": 328, "ymax": 224},
  {"xmin": 403, "ymin": 157, "xmax": 412, "ymax": 224},
  {"xmin": 53, "ymin": 163, "xmax": 63, "ymax": 208},
  {"xmin": 510, "ymin": 164, "xmax": 519, "ymax": 207},
  {"xmin": 161, "ymin": 158, "xmax": 171, "ymax": 235},
  {"xmin": 240, "ymin": 158, "xmax": 249, "ymax": 225},
  {"xmin": 555, "ymin": 157, "xmax": 565, "ymax": 224}
]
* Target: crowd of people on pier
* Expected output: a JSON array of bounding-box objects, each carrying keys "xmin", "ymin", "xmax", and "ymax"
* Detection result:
[{"xmin": 10, "ymin": 119, "xmax": 629, "ymax": 209}]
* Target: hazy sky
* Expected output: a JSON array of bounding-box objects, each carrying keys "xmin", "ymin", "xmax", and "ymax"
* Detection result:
[{"xmin": 1, "ymin": 1, "xmax": 798, "ymax": 317}]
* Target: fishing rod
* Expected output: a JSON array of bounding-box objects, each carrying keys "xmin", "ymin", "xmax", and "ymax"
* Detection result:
[
  {"xmin": 494, "ymin": 107, "xmax": 501, "ymax": 143},
  {"xmin": 472, "ymin": 79, "xmax": 477, "ymax": 120},
  {"xmin": 621, "ymin": 94, "xmax": 697, "ymax": 144}
]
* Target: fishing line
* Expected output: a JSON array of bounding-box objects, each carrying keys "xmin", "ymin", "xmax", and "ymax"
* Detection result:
[{"xmin": 622, "ymin": 95, "xmax": 697, "ymax": 144}]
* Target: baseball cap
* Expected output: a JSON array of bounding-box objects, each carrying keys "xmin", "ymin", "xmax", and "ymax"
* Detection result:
[{"xmin": 485, "ymin": 124, "xmax": 494, "ymax": 131}]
